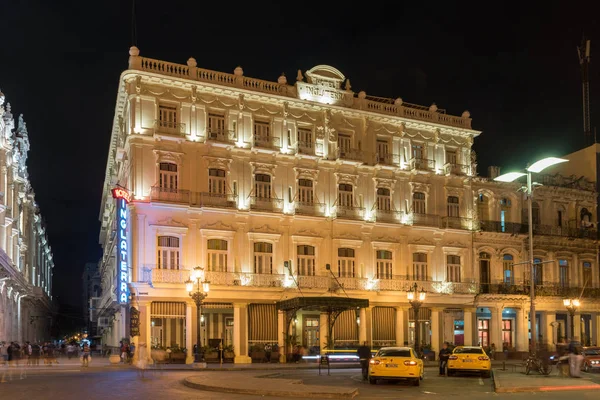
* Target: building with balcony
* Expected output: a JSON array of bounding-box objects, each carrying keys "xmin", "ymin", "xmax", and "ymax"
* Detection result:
[
  {"xmin": 0, "ymin": 90, "xmax": 55, "ymax": 343},
  {"xmin": 97, "ymin": 47, "xmax": 600, "ymax": 363}
]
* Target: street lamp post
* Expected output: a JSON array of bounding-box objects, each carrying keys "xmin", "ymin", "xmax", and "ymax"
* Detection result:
[
  {"xmin": 407, "ymin": 283, "xmax": 427, "ymax": 357},
  {"xmin": 563, "ymin": 298, "xmax": 581, "ymax": 341},
  {"xmin": 495, "ymin": 157, "xmax": 568, "ymax": 355},
  {"xmin": 186, "ymin": 266, "xmax": 210, "ymax": 363}
]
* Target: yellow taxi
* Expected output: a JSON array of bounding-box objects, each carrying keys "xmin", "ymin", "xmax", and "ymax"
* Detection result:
[
  {"xmin": 368, "ymin": 347, "xmax": 424, "ymax": 386},
  {"xmin": 447, "ymin": 346, "xmax": 491, "ymax": 377}
]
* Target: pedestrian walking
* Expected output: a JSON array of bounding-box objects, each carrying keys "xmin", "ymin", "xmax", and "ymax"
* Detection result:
[
  {"xmin": 439, "ymin": 342, "xmax": 452, "ymax": 376},
  {"xmin": 264, "ymin": 343, "xmax": 272, "ymax": 363},
  {"xmin": 568, "ymin": 337, "xmax": 584, "ymax": 378},
  {"xmin": 129, "ymin": 342, "xmax": 136, "ymax": 364},
  {"xmin": 357, "ymin": 341, "xmax": 372, "ymax": 381},
  {"xmin": 81, "ymin": 344, "xmax": 91, "ymax": 367},
  {"xmin": 136, "ymin": 343, "xmax": 149, "ymax": 379},
  {"xmin": 31, "ymin": 343, "xmax": 40, "ymax": 366},
  {"xmin": 120, "ymin": 341, "xmax": 129, "ymax": 363},
  {"xmin": 0, "ymin": 342, "xmax": 8, "ymax": 366},
  {"xmin": 489, "ymin": 343, "xmax": 496, "ymax": 360}
]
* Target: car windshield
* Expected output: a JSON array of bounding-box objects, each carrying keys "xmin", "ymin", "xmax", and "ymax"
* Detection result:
[
  {"xmin": 454, "ymin": 347, "xmax": 483, "ymax": 354},
  {"xmin": 584, "ymin": 349, "xmax": 600, "ymax": 356},
  {"xmin": 377, "ymin": 349, "xmax": 411, "ymax": 357}
]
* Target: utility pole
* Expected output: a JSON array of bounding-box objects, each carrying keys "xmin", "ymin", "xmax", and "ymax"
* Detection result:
[{"xmin": 577, "ymin": 36, "xmax": 592, "ymax": 145}]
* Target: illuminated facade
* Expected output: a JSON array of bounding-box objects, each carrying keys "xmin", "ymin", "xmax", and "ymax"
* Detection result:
[
  {"xmin": 0, "ymin": 90, "xmax": 55, "ymax": 343},
  {"xmin": 97, "ymin": 47, "xmax": 600, "ymax": 362}
]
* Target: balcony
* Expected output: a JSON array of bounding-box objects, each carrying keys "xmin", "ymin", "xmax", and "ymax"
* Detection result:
[
  {"xmin": 444, "ymin": 162, "xmax": 470, "ymax": 176},
  {"xmin": 479, "ymin": 220, "xmax": 598, "ymax": 239},
  {"xmin": 154, "ymin": 120, "xmax": 186, "ymax": 136},
  {"xmin": 295, "ymin": 201, "xmax": 326, "ymax": 217},
  {"xmin": 337, "ymin": 148, "xmax": 363, "ymax": 163},
  {"xmin": 479, "ymin": 220, "xmax": 526, "ymax": 235},
  {"xmin": 250, "ymin": 196, "xmax": 284, "ymax": 212},
  {"xmin": 206, "ymin": 129, "xmax": 235, "ymax": 143},
  {"xmin": 150, "ymin": 186, "xmax": 190, "ymax": 204},
  {"xmin": 206, "ymin": 271, "xmax": 284, "ymax": 287},
  {"xmin": 376, "ymin": 153, "xmax": 400, "ymax": 167},
  {"xmin": 411, "ymin": 213, "xmax": 440, "ymax": 228},
  {"xmin": 253, "ymin": 136, "xmax": 280, "ymax": 149},
  {"xmin": 442, "ymin": 216, "xmax": 473, "ymax": 230},
  {"xmin": 141, "ymin": 267, "xmax": 191, "ymax": 284},
  {"xmin": 375, "ymin": 209, "xmax": 405, "ymax": 224},
  {"xmin": 335, "ymin": 205, "xmax": 365, "ymax": 220},
  {"xmin": 296, "ymin": 141, "xmax": 324, "ymax": 156},
  {"xmin": 296, "ymin": 275, "xmax": 331, "ymax": 289},
  {"xmin": 193, "ymin": 192, "xmax": 238, "ymax": 209},
  {"xmin": 479, "ymin": 282, "xmax": 600, "ymax": 298},
  {"xmin": 409, "ymin": 157, "xmax": 435, "ymax": 171}
]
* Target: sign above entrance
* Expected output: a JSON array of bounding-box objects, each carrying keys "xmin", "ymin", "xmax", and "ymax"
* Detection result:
[{"xmin": 296, "ymin": 65, "xmax": 353, "ymax": 107}]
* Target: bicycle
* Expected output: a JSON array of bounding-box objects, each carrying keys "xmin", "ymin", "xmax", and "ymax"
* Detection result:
[{"xmin": 523, "ymin": 354, "xmax": 552, "ymax": 375}]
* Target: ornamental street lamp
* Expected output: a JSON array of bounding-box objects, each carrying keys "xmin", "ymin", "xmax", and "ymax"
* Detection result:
[
  {"xmin": 563, "ymin": 298, "xmax": 581, "ymax": 341},
  {"xmin": 407, "ymin": 283, "xmax": 427, "ymax": 357},
  {"xmin": 186, "ymin": 266, "xmax": 210, "ymax": 363},
  {"xmin": 495, "ymin": 157, "xmax": 568, "ymax": 355}
]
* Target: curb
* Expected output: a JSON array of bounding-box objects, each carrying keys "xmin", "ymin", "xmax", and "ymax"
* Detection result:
[
  {"xmin": 182, "ymin": 377, "xmax": 359, "ymax": 399},
  {"xmin": 493, "ymin": 371, "xmax": 600, "ymax": 393}
]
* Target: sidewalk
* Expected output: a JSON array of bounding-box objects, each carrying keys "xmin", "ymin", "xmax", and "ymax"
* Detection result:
[{"xmin": 493, "ymin": 369, "xmax": 600, "ymax": 393}]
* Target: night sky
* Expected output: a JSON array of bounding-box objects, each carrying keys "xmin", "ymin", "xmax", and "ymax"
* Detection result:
[{"xmin": 1, "ymin": 1, "xmax": 598, "ymax": 317}]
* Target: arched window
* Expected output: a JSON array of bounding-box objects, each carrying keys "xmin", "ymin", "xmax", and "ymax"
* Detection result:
[
  {"xmin": 337, "ymin": 248, "xmax": 355, "ymax": 277},
  {"xmin": 412, "ymin": 253, "xmax": 428, "ymax": 280},
  {"xmin": 376, "ymin": 250, "xmax": 393, "ymax": 279},
  {"xmin": 503, "ymin": 254, "xmax": 514, "ymax": 284},
  {"xmin": 297, "ymin": 245, "xmax": 316, "ymax": 276},
  {"xmin": 479, "ymin": 252, "xmax": 491, "ymax": 290},
  {"xmin": 446, "ymin": 255, "xmax": 461, "ymax": 282},
  {"xmin": 207, "ymin": 239, "xmax": 228, "ymax": 272},
  {"xmin": 447, "ymin": 196, "xmax": 459, "ymax": 217},
  {"xmin": 413, "ymin": 192, "xmax": 426, "ymax": 215},
  {"xmin": 253, "ymin": 242, "xmax": 273, "ymax": 274},
  {"xmin": 157, "ymin": 236, "xmax": 180, "ymax": 270},
  {"xmin": 159, "ymin": 162, "xmax": 178, "ymax": 190}
]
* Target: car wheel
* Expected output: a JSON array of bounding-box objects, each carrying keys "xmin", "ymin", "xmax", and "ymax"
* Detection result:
[
  {"xmin": 412, "ymin": 378, "xmax": 420, "ymax": 386},
  {"xmin": 369, "ymin": 377, "xmax": 376, "ymax": 385},
  {"xmin": 584, "ymin": 363, "xmax": 590, "ymax": 373}
]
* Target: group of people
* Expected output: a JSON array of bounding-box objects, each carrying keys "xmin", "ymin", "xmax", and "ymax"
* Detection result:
[
  {"xmin": 0, "ymin": 341, "xmax": 61, "ymax": 367},
  {"xmin": 119, "ymin": 341, "xmax": 136, "ymax": 364}
]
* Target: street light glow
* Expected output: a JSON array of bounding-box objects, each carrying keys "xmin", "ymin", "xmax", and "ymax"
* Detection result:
[
  {"xmin": 494, "ymin": 172, "xmax": 526, "ymax": 183},
  {"xmin": 526, "ymin": 157, "xmax": 568, "ymax": 173}
]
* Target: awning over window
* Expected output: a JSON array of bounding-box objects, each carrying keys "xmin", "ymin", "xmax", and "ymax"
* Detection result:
[
  {"xmin": 276, "ymin": 296, "xmax": 369, "ymax": 313},
  {"xmin": 151, "ymin": 301, "xmax": 186, "ymax": 318}
]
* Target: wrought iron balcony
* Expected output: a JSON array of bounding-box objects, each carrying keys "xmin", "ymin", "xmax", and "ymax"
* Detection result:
[
  {"xmin": 296, "ymin": 141, "xmax": 324, "ymax": 156},
  {"xmin": 206, "ymin": 129, "xmax": 235, "ymax": 143},
  {"xmin": 151, "ymin": 186, "xmax": 190, "ymax": 204},
  {"xmin": 376, "ymin": 153, "xmax": 400, "ymax": 166},
  {"xmin": 154, "ymin": 120, "xmax": 186, "ymax": 136},
  {"xmin": 206, "ymin": 271, "xmax": 284, "ymax": 287},
  {"xmin": 253, "ymin": 136, "xmax": 281, "ymax": 149},
  {"xmin": 479, "ymin": 220, "xmax": 526, "ymax": 235},
  {"xmin": 443, "ymin": 162, "xmax": 470, "ymax": 176},
  {"xmin": 192, "ymin": 192, "xmax": 238, "ymax": 209},
  {"xmin": 411, "ymin": 213, "xmax": 440, "ymax": 228},
  {"xmin": 478, "ymin": 282, "xmax": 600, "ymax": 298},
  {"xmin": 442, "ymin": 216, "xmax": 473, "ymax": 230},
  {"xmin": 409, "ymin": 157, "xmax": 435, "ymax": 171},
  {"xmin": 375, "ymin": 209, "xmax": 405, "ymax": 224},
  {"xmin": 335, "ymin": 205, "xmax": 365, "ymax": 220},
  {"xmin": 295, "ymin": 201, "xmax": 326, "ymax": 217},
  {"xmin": 250, "ymin": 196, "xmax": 284, "ymax": 212},
  {"xmin": 336, "ymin": 148, "xmax": 363, "ymax": 162},
  {"xmin": 141, "ymin": 266, "xmax": 191, "ymax": 284},
  {"xmin": 480, "ymin": 220, "xmax": 597, "ymax": 239}
]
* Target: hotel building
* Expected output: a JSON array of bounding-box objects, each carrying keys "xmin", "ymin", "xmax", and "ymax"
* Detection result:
[
  {"xmin": 0, "ymin": 90, "xmax": 55, "ymax": 343},
  {"xmin": 97, "ymin": 47, "xmax": 600, "ymax": 363}
]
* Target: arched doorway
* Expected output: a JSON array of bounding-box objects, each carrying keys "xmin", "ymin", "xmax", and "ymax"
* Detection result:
[{"xmin": 479, "ymin": 252, "xmax": 491, "ymax": 293}]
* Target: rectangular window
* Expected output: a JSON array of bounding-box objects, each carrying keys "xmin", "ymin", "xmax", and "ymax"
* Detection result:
[
  {"xmin": 446, "ymin": 150, "xmax": 457, "ymax": 165},
  {"xmin": 338, "ymin": 134, "xmax": 351, "ymax": 155},
  {"xmin": 376, "ymin": 139, "xmax": 389, "ymax": 163},
  {"xmin": 478, "ymin": 319, "xmax": 489, "ymax": 348},
  {"xmin": 297, "ymin": 245, "xmax": 316, "ymax": 276},
  {"xmin": 376, "ymin": 250, "xmax": 393, "ymax": 279},
  {"xmin": 298, "ymin": 128, "xmax": 313, "ymax": 149},
  {"xmin": 412, "ymin": 253, "xmax": 428, "ymax": 281},
  {"xmin": 337, "ymin": 248, "xmax": 355, "ymax": 277},
  {"xmin": 207, "ymin": 113, "xmax": 225, "ymax": 136},
  {"xmin": 253, "ymin": 242, "xmax": 273, "ymax": 274},
  {"xmin": 413, "ymin": 192, "xmax": 426, "ymax": 214},
  {"xmin": 159, "ymin": 104, "xmax": 178, "ymax": 130},
  {"xmin": 376, "ymin": 188, "xmax": 391, "ymax": 211},
  {"xmin": 412, "ymin": 143, "xmax": 424, "ymax": 159},
  {"xmin": 208, "ymin": 168, "xmax": 226, "ymax": 195},
  {"xmin": 298, "ymin": 179, "xmax": 314, "ymax": 204},
  {"xmin": 254, "ymin": 120, "xmax": 271, "ymax": 146},
  {"xmin": 447, "ymin": 255, "xmax": 461, "ymax": 282},
  {"xmin": 338, "ymin": 183, "xmax": 353, "ymax": 208},
  {"xmin": 287, "ymin": 129, "xmax": 292, "ymax": 146},
  {"xmin": 583, "ymin": 262, "xmax": 592, "ymax": 286},
  {"xmin": 447, "ymin": 196, "xmax": 459, "ymax": 217},
  {"xmin": 502, "ymin": 319, "xmax": 513, "ymax": 348},
  {"xmin": 559, "ymin": 259, "xmax": 568, "ymax": 288},
  {"xmin": 232, "ymin": 181, "xmax": 238, "ymax": 196},
  {"xmin": 159, "ymin": 162, "xmax": 178, "ymax": 190},
  {"xmin": 157, "ymin": 236, "xmax": 180, "ymax": 270},
  {"xmin": 503, "ymin": 255, "xmax": 514, "ymax": 284},
  {"xmin": 207, "ymin": 239, "xmax": 228, "ymax": 272},
  {"xmin": 254, "ymin": 174, "xmax": 272, "ymax": 199}
]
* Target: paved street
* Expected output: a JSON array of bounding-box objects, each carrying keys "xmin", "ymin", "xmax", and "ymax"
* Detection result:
[{"xmin": 2, "ymin": 366, "xmax": 600, "ymax": 399}]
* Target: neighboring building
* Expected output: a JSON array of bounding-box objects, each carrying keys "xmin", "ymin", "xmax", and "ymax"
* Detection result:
[
  {"xmin": 82, "ymin": 261, "xmax": 101, "ymax": 336},
  {"xmin": 96, "ymin": 47, "xmax": 600, "ymax": 363},
  {"xmin": 0, "ymin": 89, "xmax": 55, "ymax": 343}
]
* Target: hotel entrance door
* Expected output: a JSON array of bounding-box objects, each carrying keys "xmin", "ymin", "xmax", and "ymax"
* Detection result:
[{"xmin": 304, "ymin": 316, "xmax": 319, "ymax": 348}]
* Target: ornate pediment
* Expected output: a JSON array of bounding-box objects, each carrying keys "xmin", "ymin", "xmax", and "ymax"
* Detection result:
[
  {"xmin": 296, "ymin": 65, "xmax": 353, "ymax": 107},
  {"xmin": 372, "ymin": 235, "xmax": 399, "ymax": 243},
  {"xmin": 409, "ymin": 181, "xmax": 431, "ymax": 194},
  {"xmin": 334, "ymin": 172, "xmax": 359, "ymax": 186},
  {"xmin": 250, "ymin": 162, "xmax": 277, "ymax": 176},
  {"xmin": 374, "ymin": 177, "xmax": 396, "ymax": 190},
  {"xmin": 153, "ymin": 217, "xmax": 186, "ymax": 228},
  {"xmin": 204, "ymin": 156, "xmax": 232, "ymax": 172},
  {"xmin": 335, "ymin": 232, "xmax": 361, "ymax": 241},
  {"xmin": 153, "ymin": 149, "xmax": 184, "ymax": 164},
  {"xmin": 253, "ymin": 224, "xmax": 279, "ymax": 234},
  {"xmin": 295, "ymin": 228, "xmax": 320, "ymax": 237},
  {"xmin": 294, "ymin": 167, "xmax": 319, "ymax": 181},
  {"xmin": 409, "ymin": 237, "xmax": 435, "ymax": 246},
  {"xmin": 202, "ymin": 221, "xmax": 235, "ymax": 231}
]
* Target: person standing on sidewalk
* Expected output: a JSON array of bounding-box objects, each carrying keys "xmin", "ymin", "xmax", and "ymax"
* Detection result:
[
  {"xmin": 129, "ymin": 342, "xmax": 136, "ymax": 364},
  {"xmin": 439, "ymin": 342, "xmax": 452, "ymax": 376},
  {"xmin": 81, "ymin": 344, "xmax": 91, "ymax": 368},
  {"xmin": 357, "ymin": 341, "xmax": 372, "ymax": 381},
  {"xmin": 568, "ymin": 337, "xmax": 584, "ymax": 378}
]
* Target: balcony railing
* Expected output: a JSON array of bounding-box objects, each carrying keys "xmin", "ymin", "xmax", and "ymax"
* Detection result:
[
  {"xmin": 444, "ymin": 162, "xmax": 470, "ymax": 176},
  {"xmin": 479, "ymin": 282, "xmax": 600, "ymax": 298},
  {"xmin": 480, "ymin": 220, "xmax": 598, "ymax": 239},
  {"xmin": 375, "ymin": 153, "xmax": 400, "ymax": 166},
  {"xmin": 206, "ymin": 129, "xmax": 235, "ymax": 143},
  {"xmin": 337, "ymin": 148, "xmax": 363, "ymax": 162},
  {"xmin": 253, "ymin": 136, "xmax": 281, "ymax": 149},
  {"xmin": 295, "ymin": 201, "xmax": 326, "ymax": 217},
  {"xmin": 250, "ymin": 196, "xmax": 284, "ymax": 212},
  {"xmin": 411, "ymin": 213, "xmax": 440, "ymax": 228},
  {"xmin": 141, "ymin": 266, "xmax": 191, "ymax": 284},
  {"xmin": 335, "ymin": 205, "xmax": 365, "ymax": 220},
  {"xmin": 409, "ymin": 157, "xmax": 435, "ymax": 171},
  {"xmin": 296, "ymin": 141, "xmax": 324, "ymax": 156},
  {"xmin": 154, "ymin": 120, "xmax": 186, "ymax": 136},
  {"xmin": 296, "ymin": 275, "xmax": 330, "ymax": 289},
  {"xmin": 151, "ymin": 186, "xmax": 190, "ymax": 204},
  {"xmin": 479, "ymin": 220, "xmax": 526, "ymax": 235},
  {"xmin": 192, "ymin": 192, "xmax": 238, "ymax": 209},
  {"xmin": 442, "ymin": 216, "xmax": 473, "ymax": 230},
  {"xmin": 375, "ymin": 209, "xmax": 405, "ymax": 224}
]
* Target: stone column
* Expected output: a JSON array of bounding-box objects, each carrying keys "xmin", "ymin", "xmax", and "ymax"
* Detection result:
[
  {"xmin": 538, "ymin": 311, "xmax": 548, "ymax": 345},
  {"xmin": 490, "ymin": 307, "xmax": 503, "ymax": 350},
  {"xmin": 365, "ymin": 307, "xmax": 373, "ymax": 346},
  {"xmin": 395, "ymin": 306, "xmax": 405, "ymax": 346},
  {"xmin": 277, "ymin": 310, "xmax": 286, "ymax": 362},
  {"xmin": 464, "ymin": 308, "xmax": 476, "ymax": 346},
  {"xmin": 515, "ymin": 307, "xmax": 528, "ymax": 352},
  {"xmin": 185, "ymin": 303, "xmax": 193, "ymax": 364},
  {"xmin": 431, "ymin": 308, "xmax": 442, "ymax": 358},
  {"xmin": 574, "ymin": 312, "xmax": 582, "ymax": 340},
  {"xmin": 233, "ymin": 303, "xmax": 251, "ymax": 363},
  {"xmin": 359, "ymin": 308, "xmax": 367, "ymax": 344},
  {"xmin": 320, "ymin": 312, "xmax": 329, "ymax": 352},
  {"xmin": 594, "ymin": 313, "xmax": 600, "ymax": 346}
]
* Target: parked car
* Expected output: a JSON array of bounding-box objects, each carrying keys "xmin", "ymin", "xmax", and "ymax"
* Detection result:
[
  {"xmin": 447, "ymin": 346, "xmax": 491, "ymax": 378},
  {"xmin": 582, "ymin": 347, "xmax": 600, "ymax": 372},
  {"xmin": 368, "ymin": 347, "xmax": 424, "ymax": 386}
]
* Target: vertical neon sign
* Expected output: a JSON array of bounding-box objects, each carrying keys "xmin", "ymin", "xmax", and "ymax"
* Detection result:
[{"xmin": 112, "ymin": 188, "xmax": 131, "ymax": 304}]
